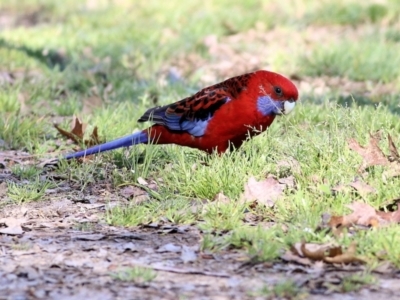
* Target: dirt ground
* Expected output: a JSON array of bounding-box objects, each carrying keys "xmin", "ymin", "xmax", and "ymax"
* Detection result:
[{"xmin": 1, "ymin": 171, "xmax": 400, "ymax": 300}]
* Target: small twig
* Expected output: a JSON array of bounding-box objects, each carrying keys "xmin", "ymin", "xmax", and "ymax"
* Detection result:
[{"xmin": 149, "ymin": 264, "xmax": 230, "ymax": 278}]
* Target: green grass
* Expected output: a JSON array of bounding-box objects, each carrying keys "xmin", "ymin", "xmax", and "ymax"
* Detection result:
[
  {"xmin": 303, "ymin": 1, "xmax": 397, "ymax": 25},
  {"xmin": 2, "ymin": 0, "xmax": 400, "ymax": 288},
  {"xmin": 7, "ymin": 177, "xmax": 56, "ymax": 204},
  {"xmin": 300, "ymin": 37, "xmax": 400, "ymax": 83},
  {"xmin": 111, "ymin": 266, "xmax": 157, "ymax": 284}
]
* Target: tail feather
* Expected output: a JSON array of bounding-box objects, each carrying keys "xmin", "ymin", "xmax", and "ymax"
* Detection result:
[{"xmin": 64, "ymin": 131, "xmax": 148, "ymax": 159}]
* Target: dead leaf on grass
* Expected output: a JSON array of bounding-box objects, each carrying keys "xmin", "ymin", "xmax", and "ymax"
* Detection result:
[
  {"xmin": 0, "ymin": 182, "xmax": 8, "ymax": 199},
  {"xmin": 348, "ymin": 133, "xmax": 400, "ymax": 177},
  {"xmin": 300, "ymin": 242, "xmax": 335, "ymax": 261},
  {"xmin": 348, "ymin": 133, "xmax": 388, "ymax": 171},
  {"xmin": 278, "ymin": 175, "xmax": 296, "ymax": 190},
  {"xmin": 213, "ymin": 192, "xmax": 231, "ymax": 204},
  {"xmin": 373, "ymin": 261, "xmax": 395, "ymax": 274},
  {"xmin": 289, "ymin": 241, "xmax": 365, "ymax": 265},
  {"xmin": 323, "ymin": 242, "xmax": 365, "ymax": 264},
  {"xmin": 331, "ymin": 183, "xmax": 351, "ymax": 194},
  {"xmin": 349, "ymin": 177, "xmax": 376, "ymax": 197},
  {"xmin": 377, "ymin": 203, "xmax": 400, "ymax": 223},
  {"xmin": 325, "ymin": 201, "xmax": 400, "ymax": 230},
  {"xmin": 119, "ymin": 185, "xmax": 149, "ymax": 204},
  {"xmin": 0, "ymin": 217, "xmax": 26, "ymax": 235},
  {"xmin": 54, "ymin": 115, "xmax": 102, "ymax": 148},
  {"xmin": 240, "ymin": 175, "xmax": 286, "ymax": 207},
  {"xmin": 388, "ymin": 134, "xmax": 400, "ymax": 162},
  {"xmin": 119, "ymin": 185, "xmax": 146, "ymax": 198},
  {"xmin": 137, "ymin": 177, "xmax": 148, "ymax": 185},
  {"xmin": 280, "ymin": 249, "xmax": 313, "ymax": 265},
  {"xmin": 203, "ymin": 192, "xmax": 232, "ymax": 213},
  {"xmin": 276, "ymin": 157, "xmax": 302, "ymax": 174}
]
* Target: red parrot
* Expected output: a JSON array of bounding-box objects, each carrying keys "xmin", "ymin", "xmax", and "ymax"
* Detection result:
[{"xmin": 64, "ymin": 70, "xmax": 298, "ymax": 159}]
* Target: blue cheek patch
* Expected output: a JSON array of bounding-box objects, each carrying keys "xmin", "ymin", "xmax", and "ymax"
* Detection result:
[{"xmin": 257, "ymin": 96, "xmax": 283, "ymax": 116}]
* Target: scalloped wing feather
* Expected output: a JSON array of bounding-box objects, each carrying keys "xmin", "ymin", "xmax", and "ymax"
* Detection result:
[{"xmin": 138, "ymin": 73, "xmax": 252, "ymax": 136}]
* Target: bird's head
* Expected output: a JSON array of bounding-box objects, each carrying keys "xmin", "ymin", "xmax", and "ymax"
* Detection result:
[{"xmin": 254, "ymin": 70, "xmax": 299, "ymax": 116}]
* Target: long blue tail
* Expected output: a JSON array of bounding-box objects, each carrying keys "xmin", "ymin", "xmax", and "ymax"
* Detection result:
[{"xmin": 64, "ymin": 131, "xmax": 148, "ymax": 159}]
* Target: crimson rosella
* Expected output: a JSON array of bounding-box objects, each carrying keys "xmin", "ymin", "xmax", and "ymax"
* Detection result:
[{"xmin": 64, "ymin": 70, "xmax": 298, "ymax": 159}]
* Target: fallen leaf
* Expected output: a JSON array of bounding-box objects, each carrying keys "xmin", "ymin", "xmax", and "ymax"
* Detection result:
[
  {"xmin": 0, "ymin": 217, "xmax": 26, "ymax": 235},
  {"xmin": 388, "ymin": 134, "xmax": 400, "ymax": 162},
  {"xmin": 373, "ymin": 261, "xmax": 395, "ymax": 274},
  {"xmin": 213, "ymin": 192, "xmax": 231, "ymax": 204},
  {"xmin": 324, "ymin": 242, "xmax": 365, "ymax": 264},
  {"xmin": 276, "ymin": 157, "xmax": 302, "ymax": 174},
  {"xmin": 331, "ymin": 183, "xmax": 351, "ymax": 194},
  {"xmin": 349, "ymin": 177, "xmax": 376, "ymax": 197},
  {"xmin": 119, "ymin": 185, "xmax": 147, "ymax": 199},
  {"xmin": 278, "ymin": 175, "xmax": 296, "ymax": 190},
  {"xmin": 379, "ymin": 198, "xmax": 400, "ymax": 212},
  {"xmin": 348, "ymin": 133, "xmax": 388, "ymax": 171},
  {"xmin": 240, "ymin": 176, "xmax": 285, "ymax": 207},
  {"xmin": 300, "ymin": 242, "xmax": 331, "ymax": 261},
  {"xmin": 325, "ymin": 201, "xmax": 400, "ymax": 230},
  {"xmin": 289, "ymin": 241, "xmax": 364, "ymax": 265},
  {"xmin": 348, "ymin": 133, "xmax": 400, "ymax": 177},
  {"xmin": 0, "ymin": 182, "xmax": 8, "ymax": 199},
  {"xmin": 337, "ymin": 202, "xmax": 378, "ymax": 227},
  {"xmin": 54, "ymin": 115, "xmax": 102, "ymax": 147},
  {"xmin": 377, "ymin": 203, "xmax": 400, "ymax": 223},
  {"xmin": 137, "ymin": 177, "xmax": 148, "ymax": 185},
  {"xmin": 280, "ymin": 250, "xmax": 312, "ymax": 265},
  {"xmin": 382, "ymin": 162, "xmax": 400, "ymax": 179}
]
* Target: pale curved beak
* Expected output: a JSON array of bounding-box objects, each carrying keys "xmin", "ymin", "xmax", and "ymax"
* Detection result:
[{"xmin": 282, "ymin": 100, "xmax": 296, "ymax": 115}]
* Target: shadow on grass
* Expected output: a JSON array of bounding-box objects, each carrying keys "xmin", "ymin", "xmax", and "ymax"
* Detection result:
[
  {"xmin": 337, "ymin": 94, "xmax": 400, "ymax": 115},
  {"xmin": 0, "ymin": 38, "xmax": 69, "ymax": 70},
  {"xmin": 309, "ymin": 93, "xmax": 400, "ymax": 115}
]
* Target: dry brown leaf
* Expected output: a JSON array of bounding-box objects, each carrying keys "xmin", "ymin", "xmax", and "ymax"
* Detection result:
[
  {"xmin": 323, "ymin": 242, "xmax": 365, "ymax": 264},
  {"xmin": 213, "ymin": 192, "xmax": 231, "ymax": 204},
  {"xmin": 342, "ymin": 202, "xmax": 378, "ymax": 227},
  {"xmin": 203, "ymin": 192, "xmax": 232, "ymax": 214},
  {"xmin": 348, "ymin": 133, "xmax": 400, "ymax": 178},
  {"xmin": 278, "ymin": 175, "xmax": 296, "ymax": 190},
  {"xmin": 119, "ymin": 185, "xmax": 147, "ymax": 199},
  {"xmin": 326, "ymin": 201, "xmax": 400, "ymax": 230},
  {"xmin": 382, "ymin": 162, "xmax": 400, "ymax": 179},
  {"xmin": 0, "ymin": 217, "xmax": 26, "ymax": 235},
  {"xmin": 348, "ymin": 133, "xmax": 388, "ymax": 171},
  {"xmin": 388, "ymin": 134, "xmax": 400, "ymax": 162},
  {"xmin": 280, "ymin": 250, "xmax": 312, "ymax": 265},
  {"xmin": 276, "ymin": 157, "xmax": 302, "ymax": 174},
  {"xmin": 300, "ymin": 242, "xmax": 330, "ymax": 261},
  {"xmin": 289, "ymin": 241, "xmax": 364, "ymax": 265},
  {"xmin": 137, "ymin": 177, "xmax": 148, "ymax": 185},
  {"xmin": 349, "ymin": 177, "xmax": 376, "ymax": 197},
  {"xmin": 331, "ymin": 183, "xmax": 351, "ymax": 194},
  {"xmin": 377, "ymin": 203, "xmax": 400, "ymax": 223},
  {"xmin": 0, "ymin": 182, "xmax": 8, "ymax": 199},
  {"xmin": 54, "ymin": 116, "xmax": 102, "ymax": 147},
  {"xmin": 373, "ymin": 261, "xmax": 395, "ymax": 274},
  {"xmin": 240, "ymin": 176, "xmax": 285, "ymax": 207}
]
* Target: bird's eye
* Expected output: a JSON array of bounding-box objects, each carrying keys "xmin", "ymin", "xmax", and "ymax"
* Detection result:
[{"xmin": 274, "ymin": 86, "xmax": 283, "ymax": 96}]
